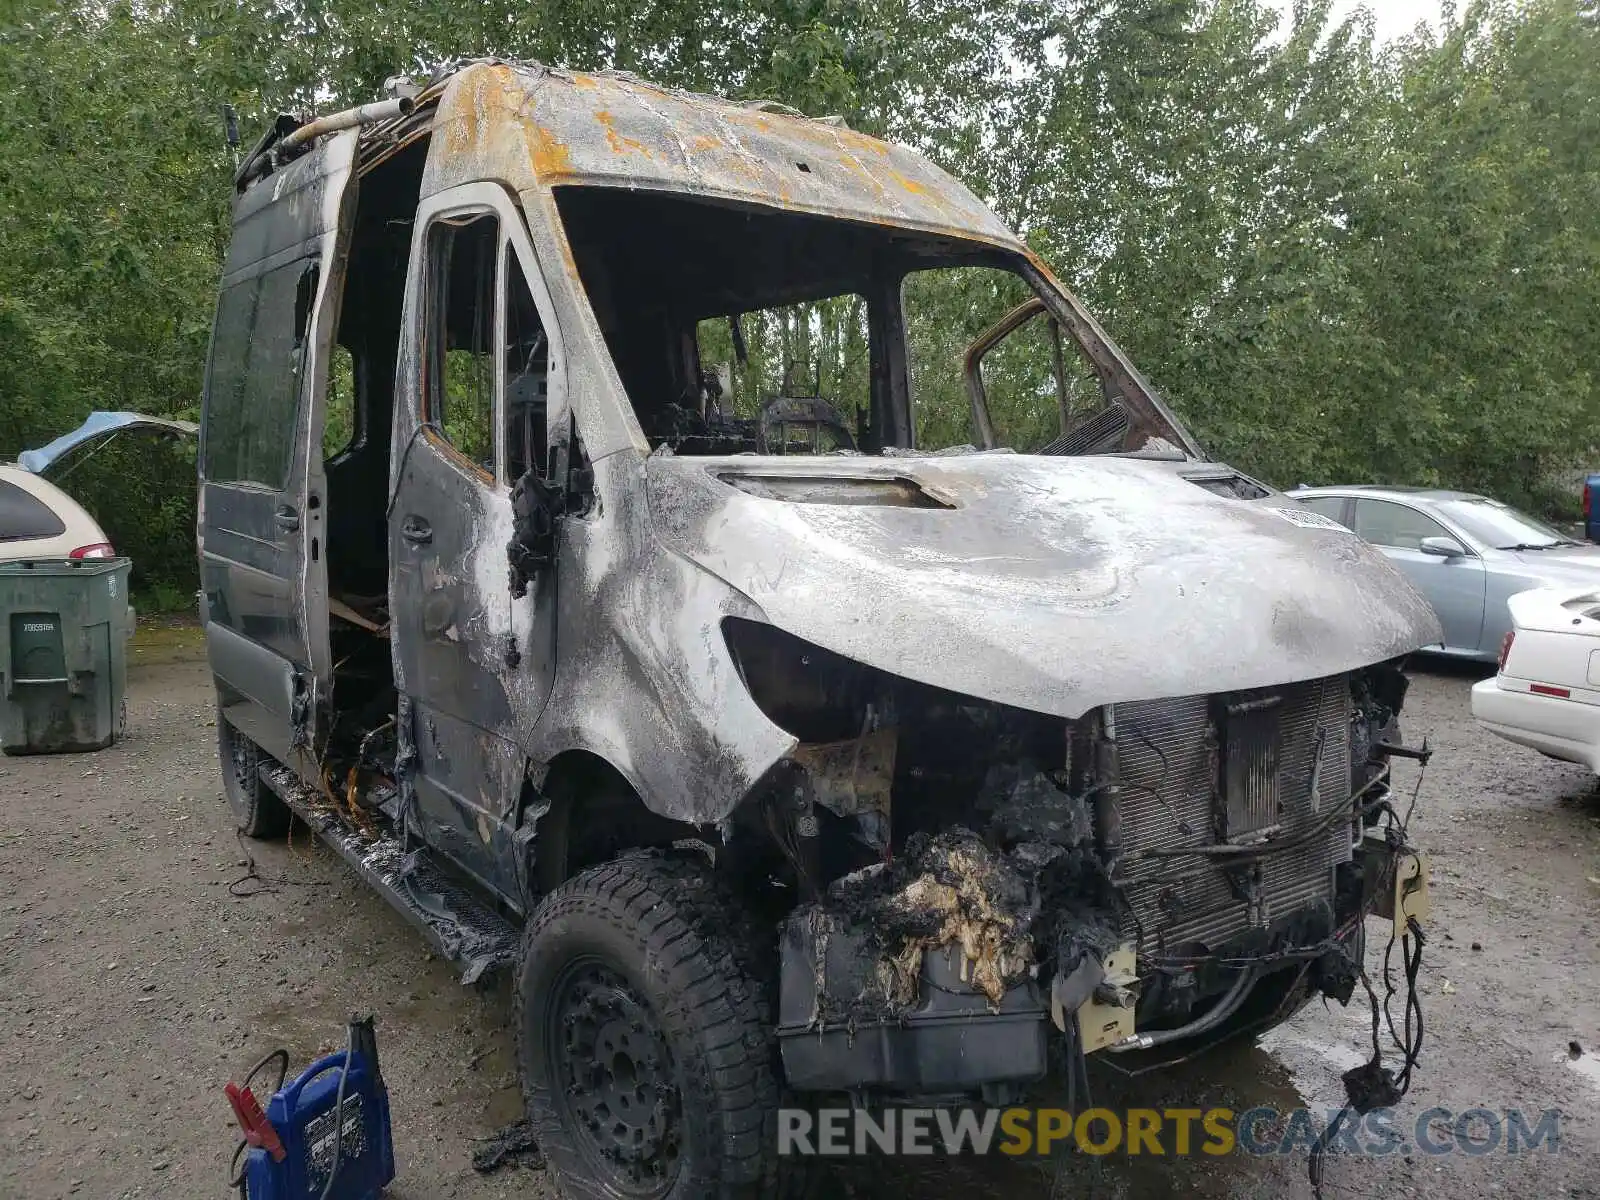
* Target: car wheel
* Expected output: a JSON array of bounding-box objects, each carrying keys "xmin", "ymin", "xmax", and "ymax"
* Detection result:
[
  {"xmin": 217, "ymin": 706, "xmax": 289, "ymax": 839},
  {"xmin": 516, "ymin": 851, "xmax": 780, "ymax": 1199}
]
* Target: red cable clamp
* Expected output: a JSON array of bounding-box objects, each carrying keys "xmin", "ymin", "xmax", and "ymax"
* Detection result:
[{"xmin": 225, "ymin": 1082, "xmax": 287, "ymax": 1162}]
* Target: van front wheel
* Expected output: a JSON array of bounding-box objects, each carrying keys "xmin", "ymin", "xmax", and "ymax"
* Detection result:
[
  {"xmin": 516, "ymin": 852, "xmax": 779, "ymax": 1199},
  {"xmin": 217, "ymin": 706, "xmax": 289, "ymax": 839}
]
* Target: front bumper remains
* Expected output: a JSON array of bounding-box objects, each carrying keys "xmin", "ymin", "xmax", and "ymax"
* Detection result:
[
  {"xmin": 775, "ymin": 831, "xmax": 1428, "ymax": 1098},
  {"xmin": 778, "ymin": 919, "xmax": 1050, "ymax": 1094}
]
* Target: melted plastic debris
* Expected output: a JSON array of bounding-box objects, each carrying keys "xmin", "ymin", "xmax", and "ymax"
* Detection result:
[
  {"xmin": 471, "ymin": 1119, "xmax": 543, "ymax": 1173},
  {"xmin": 817, "ymin": 827, "xmax": 1038, "ymax": 1008},
  {"xmin": 784, "ymin": 763, "xmax": 1125, "ymax": 1022},
  {"xmin": 982, "ymin": 762, "xmax": 1094, "ymax": 847}
]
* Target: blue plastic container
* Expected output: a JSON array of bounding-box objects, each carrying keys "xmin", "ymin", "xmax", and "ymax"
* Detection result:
[{"xmin": 243, "ymin": 1048, "xmax": 394, "ymax": 1200}]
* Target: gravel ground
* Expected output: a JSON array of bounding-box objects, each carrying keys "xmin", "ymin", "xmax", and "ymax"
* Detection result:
[{"xmin": 1, "ymin": 625, "xmax": 1597, "ymax": 1199}]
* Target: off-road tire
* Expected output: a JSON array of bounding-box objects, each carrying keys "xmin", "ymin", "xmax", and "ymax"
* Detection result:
[
  {"xmin": 516, "ymin": 851, "xmax": 781, "ymax": 1199},
  {"xmin": 217, "ymin": 706, "xmax": 289, "ymax": 839}
]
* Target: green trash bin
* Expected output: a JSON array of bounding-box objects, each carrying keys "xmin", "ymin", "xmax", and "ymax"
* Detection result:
[{"xmin": 0, "ymin": 557, "xmax": 134, "ymax": 754}]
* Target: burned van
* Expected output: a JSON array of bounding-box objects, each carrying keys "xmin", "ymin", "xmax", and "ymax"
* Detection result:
[{"xmin": 201, "ymin": 60, "xmax": 1438, "ymax": 1196}]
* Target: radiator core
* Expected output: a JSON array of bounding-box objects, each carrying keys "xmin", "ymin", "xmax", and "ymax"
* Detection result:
[{"xmin": 1111, "ymin": 673, "xmax": 1353, "ymax": 954}]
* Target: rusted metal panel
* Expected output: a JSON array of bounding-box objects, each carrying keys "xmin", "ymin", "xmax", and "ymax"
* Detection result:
[{"xmin": 418, "ymin": 63, "xmax": 1022, "ymax": 249}]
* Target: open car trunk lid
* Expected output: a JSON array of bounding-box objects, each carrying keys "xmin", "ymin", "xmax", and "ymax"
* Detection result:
[{"xmin": 18, "ymin": 412, "xmax": 198, "ymax": 475}]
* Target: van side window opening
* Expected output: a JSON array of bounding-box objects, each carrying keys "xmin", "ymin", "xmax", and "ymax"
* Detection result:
[
  {"xmin": 203, "ymin": 281, "xmax": 253, "ymax": 481},
  {"xmin": 203, "ymin": 260, "xmax": 318, "ymax": 486},
  {"xmin": 426, "ymin": 213, "xmax": 499, "ymax": 476},
  {"xmin": 503, "ymin": 246, "xmax": 549, "ymax": 482}
]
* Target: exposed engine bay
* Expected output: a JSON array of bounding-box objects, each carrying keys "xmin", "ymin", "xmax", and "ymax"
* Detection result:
[{"xmin": 719, "ymin": 618, "xmax": 1429, "ymax": 1101}]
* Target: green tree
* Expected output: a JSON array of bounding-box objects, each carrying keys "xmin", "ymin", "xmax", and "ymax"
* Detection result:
[{"xmin": 4, "ymin": 0, "xmax": 1600, "ymax": 602}]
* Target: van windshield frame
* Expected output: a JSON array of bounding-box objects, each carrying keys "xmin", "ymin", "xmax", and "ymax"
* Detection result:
[{"xmin": 549, "ymin": 184, "xmax": 1203, "ymax": 461}]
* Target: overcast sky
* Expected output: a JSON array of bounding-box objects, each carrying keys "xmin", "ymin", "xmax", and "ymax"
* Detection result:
[{"xmin": 1276, "ymin": 0, "xmax": 1446, "ymax": 41}]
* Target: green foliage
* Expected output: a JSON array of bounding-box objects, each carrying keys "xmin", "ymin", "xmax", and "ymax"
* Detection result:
[
  {"xmin": 903, "ymin": 266, "xmax": 1042, "ymax": 449},
  {"xmin": 440, "ymin": 348, "xmax": 495, "ymax": 468},
  {"xmin": 1001, "ymin": 0, "xmax": 1600, "ymax": 504},
  {"xmin": 135, "ymin": 580, "xmax": 195, "ymax": 616},
  {"xmin": 323, "ymin": 346, "xmax": 357, "ymax": 460},
  {"xmin": 49, "ymin": 435, "xmax": 198, "ymax": 602},
  {"xmin": 3, "ymin": 0, "xmax": 1599, "ymax": 599}
]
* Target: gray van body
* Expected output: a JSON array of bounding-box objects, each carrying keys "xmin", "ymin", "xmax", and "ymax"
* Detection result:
[{"xmin": 199, "ymin": 61, "xmax": 1438, "ymax": 1095}]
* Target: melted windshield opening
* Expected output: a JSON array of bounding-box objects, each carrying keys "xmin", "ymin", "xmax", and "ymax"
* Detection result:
[{"xmin": 553, "ymin": 186, "xmax": 1195, "ymax": 459}]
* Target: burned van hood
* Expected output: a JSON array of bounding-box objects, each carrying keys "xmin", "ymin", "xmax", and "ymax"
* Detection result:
[{"xmin": 645, "ymin": 452, "xmax": 1441, "ymax": 719}]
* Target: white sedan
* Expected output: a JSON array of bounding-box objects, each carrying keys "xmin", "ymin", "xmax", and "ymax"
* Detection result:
[
  {"xmin": 0, "ymin": 462, "xmax": 115, "ymax": 563},
  {"xmin": 1472, "ymin": 585, "xmax": 1600, "ymax": 771}
]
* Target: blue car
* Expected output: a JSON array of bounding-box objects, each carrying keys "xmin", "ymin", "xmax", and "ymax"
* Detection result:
[{"xmin": 1290, "ymin": 484, "xmax": 1600, "ymax": 663}]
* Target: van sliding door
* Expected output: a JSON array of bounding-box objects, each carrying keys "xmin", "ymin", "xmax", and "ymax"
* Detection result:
[{"xmin": 199, "ymin": 130, "xmax": 356, "ymax": 759}]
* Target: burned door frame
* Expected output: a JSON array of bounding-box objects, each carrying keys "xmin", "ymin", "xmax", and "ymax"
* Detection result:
[
  {"xmin": 389, "ymin": 181, "xmax": 567, "ymax": 901},
  {"xmin": 201, "ymin": 130, "xmax": 356, "ymax": 762}
]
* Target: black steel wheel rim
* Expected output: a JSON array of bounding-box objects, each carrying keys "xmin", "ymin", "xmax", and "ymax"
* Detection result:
[{"xmin": 546, "ymin": 955, "xmax": 683, "ymax": 1196}]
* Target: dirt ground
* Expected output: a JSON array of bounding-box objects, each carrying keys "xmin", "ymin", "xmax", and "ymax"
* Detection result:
[{"xmin": 2, "ymin": 623, "xmax": 1598, "ymax": 1199}]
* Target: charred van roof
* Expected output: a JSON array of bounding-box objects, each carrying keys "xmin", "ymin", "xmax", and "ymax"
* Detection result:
[{"xmin": 346, "ymin": 60, "xmax": 1024, "ymax": 248}]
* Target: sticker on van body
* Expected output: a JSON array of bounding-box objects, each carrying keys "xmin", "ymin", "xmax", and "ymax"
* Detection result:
[{"xmin": 1265, "ymin": 505, "xmax": 1353, "ymax": 533}]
